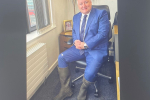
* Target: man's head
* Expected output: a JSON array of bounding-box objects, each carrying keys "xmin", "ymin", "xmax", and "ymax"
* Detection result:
[{"xmin": 77, "ymin": 0, "xmax": 92, "ymax": 14}]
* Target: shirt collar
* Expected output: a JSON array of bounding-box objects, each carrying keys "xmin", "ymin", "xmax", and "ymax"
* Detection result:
[{"xmin": 81, "ymin": 11, "xmax": 91, "ymax": 17}]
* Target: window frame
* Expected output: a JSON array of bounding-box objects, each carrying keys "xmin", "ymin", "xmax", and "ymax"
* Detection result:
[
  {"xmin": 26, "ymin": 0, "xmax": 53, "ymax": 34},
  {"xmin": 37, "ymin": 0, "xmax": 54, "ymax": 34},
  {"xmin": 26, "ymin": 4, "xmax": 36, "ymax": 33}
]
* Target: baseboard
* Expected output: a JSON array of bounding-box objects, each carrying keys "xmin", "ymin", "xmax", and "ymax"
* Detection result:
[
  {"xmin": 27, "ymin": 59, "xmax": 58, "ymax": 100},
  {"xmin": 48, "ymin": 59, "xmax": 58, "ymax": 75}
]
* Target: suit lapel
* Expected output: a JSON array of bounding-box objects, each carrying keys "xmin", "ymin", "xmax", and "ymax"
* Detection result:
[
  {"xmin": 76, "ymin": 13, "xmax": 82, "ymax": 40},
  {"xmin": 84, "ymin": 8, "xmax": 95, "ymax": 38}
]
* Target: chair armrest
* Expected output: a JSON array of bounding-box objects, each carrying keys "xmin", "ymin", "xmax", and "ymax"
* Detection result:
[
  {"xmin": 76, "ymin": 59, "xmax": 87, "ymax": 66},
  {"xmin": 67, "ymin": 38, "xmax": 73, "ymax": 45},
  {"xmin": 108, "ymin": 41, "xmax": 114, "ymax": 51}
]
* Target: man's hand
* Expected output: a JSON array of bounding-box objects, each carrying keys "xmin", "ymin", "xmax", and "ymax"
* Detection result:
[
  {"xmin": 74, "ymin": 40, "xmax": 85, "ymax": 49},
  {"xmin": 79, "ymin": 42, "xmax": 84, "ymax": 49},
  {"xmin": 74, "ymin": 40, "xmax": 81, "ymax": 49}
]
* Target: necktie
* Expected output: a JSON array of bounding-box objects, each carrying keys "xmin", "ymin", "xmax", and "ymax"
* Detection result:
[
  {"xmin": 80, "ymin": 15, "xmax": 87, "ymax": 55},
  {"xmin": 80, "ymin": 15, "xmax": 87, "ymax": 42}
]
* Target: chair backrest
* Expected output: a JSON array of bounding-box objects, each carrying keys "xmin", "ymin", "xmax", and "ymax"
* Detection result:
[
  {"xmin": 113, "ymin": 12, "xmax": 118, "ymax": 26},
  {"xmin": 92, "ymin": 5, "xmax": 110, "ymax": 20},
  {"xmin": 93, "ymin": 5, "xmax": 112, "ymax": 40}
]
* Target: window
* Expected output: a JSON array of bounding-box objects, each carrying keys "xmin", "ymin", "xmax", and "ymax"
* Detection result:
[
  {"xmin": 26, "ymin": 0, "xmax": 36, "ymax": 32},
  {"xmin": 26, "ymin": 0, "xmax": 50, "ymax": 33}
]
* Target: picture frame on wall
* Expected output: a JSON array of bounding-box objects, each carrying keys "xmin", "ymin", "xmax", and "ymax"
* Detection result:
[{"xmin": 63, "ymin": 20, "xmax": 73, "ymax": 32}]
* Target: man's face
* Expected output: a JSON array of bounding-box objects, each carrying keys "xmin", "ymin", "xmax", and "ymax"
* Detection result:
[{"xmin": 77, "ymin": 0, "xmax": 92, "ymax": 14}]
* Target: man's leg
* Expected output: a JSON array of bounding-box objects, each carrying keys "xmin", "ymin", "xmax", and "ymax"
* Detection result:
[
  {"xmin": 84, "ymin": 53, "xmax": 102, "ymax": 82},
  {"xmin": 54, "ymin": 46, "xmax": 85, "ymax": 100},
  {"xmin": 77, "ymin": 52, "xmax": 102, "ymax": 100},
  {"xmin": 58, "ymin": 46, "xmax": 85, "ymax": 68}
]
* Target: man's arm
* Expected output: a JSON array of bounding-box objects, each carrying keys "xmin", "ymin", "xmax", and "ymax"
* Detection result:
[
  {"xmin": 72, "ymin": 16, "xmax": 78, "ymax": 44},
  {"xmin": 86, "ymin": 10, "xmax": 110, "ymax": 49},
  {"xmin": 72, "ymin": 15, "xmax": 83, "ymax": 49}
]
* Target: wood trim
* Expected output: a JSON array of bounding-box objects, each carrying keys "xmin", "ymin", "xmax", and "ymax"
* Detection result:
[
  {"xmin": 59, "ymin": 32, "xmax": 72, "ymax": 53},
  {"xmin": 114, "ymin": 25, "xmax": 118, "ymax": 35},
  {"xmin": 60, "ymin": 31, "xmax": 72, "ymax": 36},
  {"xmin": 48, "ymin": 59, "xmax": 58, "ymax": 72},
  {"xmin": 116, "ymin": 61, "xmax": 120, "ymax": 100}
]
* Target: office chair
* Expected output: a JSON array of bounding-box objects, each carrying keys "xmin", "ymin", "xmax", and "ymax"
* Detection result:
[
  {"xmin": 67, "ymin": 5, "xmax": 114, "ymax": 97},
  {"xmin": 113, "ymin": 12, "xmax": 118, "ymax": 26}
]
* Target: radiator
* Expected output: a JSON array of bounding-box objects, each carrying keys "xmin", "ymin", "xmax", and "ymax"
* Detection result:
[{"xmin": 26, "ymin": 43, "xmax": 49, "ymax": 100}]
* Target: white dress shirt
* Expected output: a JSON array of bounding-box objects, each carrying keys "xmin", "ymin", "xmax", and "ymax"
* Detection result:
[
  {"xmin": 80, "ymin": 12, "xmax": 91, "ymax": 36},
  {"xmin": 80, "ymin": 12, "xmax": 91, "ymax": 47}
]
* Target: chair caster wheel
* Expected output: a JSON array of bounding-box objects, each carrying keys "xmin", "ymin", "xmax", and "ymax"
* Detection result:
[
  {"xmin": 94, "ymin": 92, "xmax": 99, "ymax": 97},
  {"xmin": 75, "ymin": 69, "xmax": 79, "ymax": 73},
  {"xmin": 108, "ymin": 78, "xmax": 113, "ymax": 84},
  {"xmin": 71, "ymin": 82, "xmax": 75, "ymax": 88}
]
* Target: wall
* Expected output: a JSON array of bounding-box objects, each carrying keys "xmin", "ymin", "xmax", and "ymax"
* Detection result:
[
  {"xmin": 0, "ymin": 0, "xmax": 27, "ymax": 100},
  {"xmin": 66, "ymin": 0, "xmax": 118, "ymax": 25},
  {"xmin": 39, "ymin": 0, "xmax": 118, "ymax": 69},
  {"xmin": 27, "ymin": 0, "xmax": 68, "ymax": 74},
  {"xmin": 118, "ymin": 0, "xmax": 150, "ymax": 100}
]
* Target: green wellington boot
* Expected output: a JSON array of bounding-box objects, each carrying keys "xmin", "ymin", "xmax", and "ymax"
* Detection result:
[
  {"xmin": 54, "ymin": 67, "xmax": 73, "ymax": 100},
  {"xmin": 77, "ymin": 77, "xmax": 94, "ymax": 100}
]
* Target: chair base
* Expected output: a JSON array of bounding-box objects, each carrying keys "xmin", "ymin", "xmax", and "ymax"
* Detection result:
[
  {"xmin": 71, "ymin": 65, "xmax": 113, "ymax": 97},
  {"xmin": 71, "ymin": 74, "xmax": 99, "ymax": 98}
]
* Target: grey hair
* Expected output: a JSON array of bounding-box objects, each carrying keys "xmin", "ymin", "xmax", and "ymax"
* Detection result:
[{"xmin": 77, "ymin": 0, "xmax": 92, "ymax": 4}]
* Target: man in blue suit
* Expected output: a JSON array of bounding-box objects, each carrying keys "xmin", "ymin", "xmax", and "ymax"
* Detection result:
[{"xmin": 54, "ymin": 0, "xmax": 109, "ymax": 100}]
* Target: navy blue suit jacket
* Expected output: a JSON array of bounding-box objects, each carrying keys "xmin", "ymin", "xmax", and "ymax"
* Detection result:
[{"xmin": 72, "ymin": 7, "xmax": 110, "ymax": 62}]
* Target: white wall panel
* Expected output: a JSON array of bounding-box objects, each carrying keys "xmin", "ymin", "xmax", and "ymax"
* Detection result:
[{"xmin": 66, "ymin": 0, "xmax": 118, "ymax": 25}]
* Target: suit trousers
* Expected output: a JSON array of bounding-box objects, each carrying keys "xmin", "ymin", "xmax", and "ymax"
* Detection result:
[{"xmin": 58, "ymin": 46, "xmax": 102, "ymax": 82}]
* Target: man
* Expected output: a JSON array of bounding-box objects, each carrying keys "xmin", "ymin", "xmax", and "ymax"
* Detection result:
[{"xmin": 54, "ymin": 0, "xmax": 109, "ymax": 100}]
